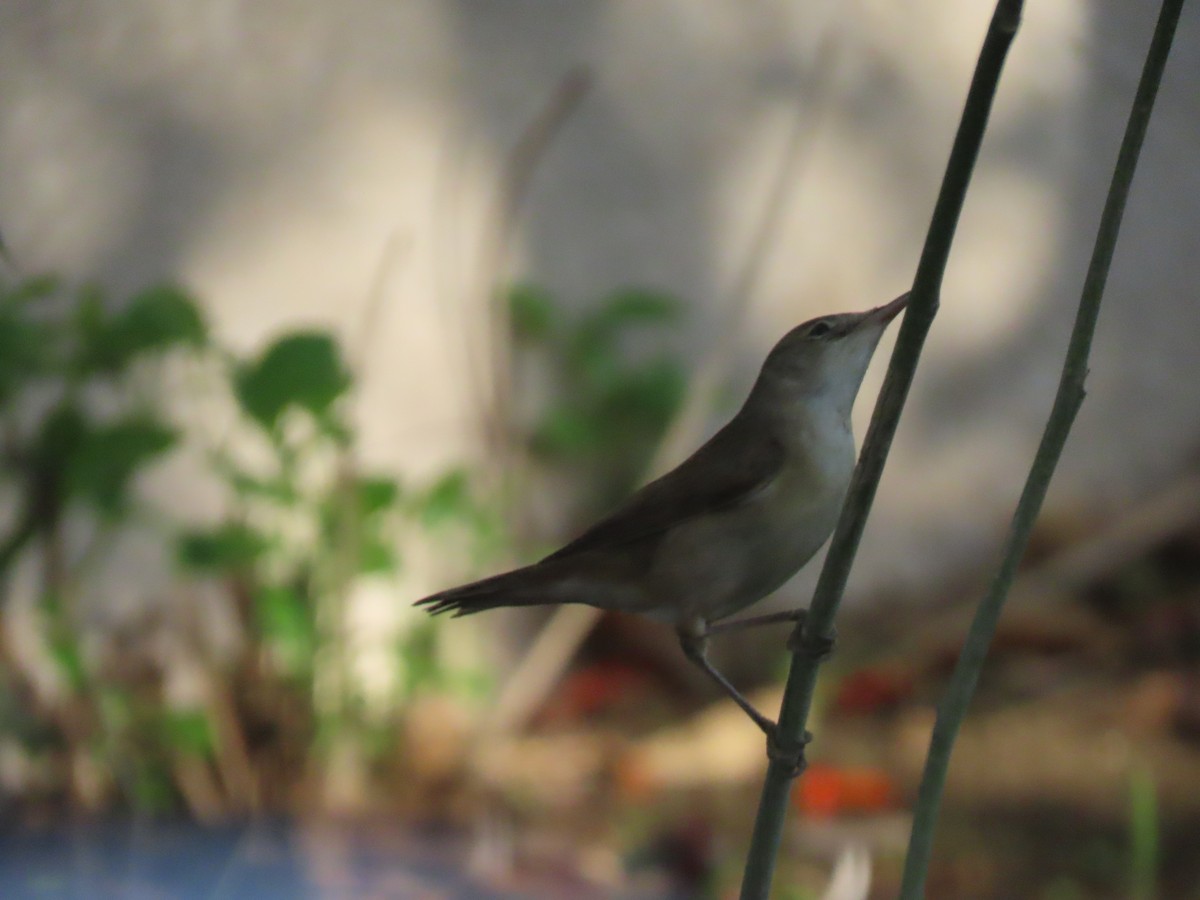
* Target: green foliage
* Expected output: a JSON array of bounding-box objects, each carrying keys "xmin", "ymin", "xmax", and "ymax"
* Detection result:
[
  {"xmin": 72, "ymin": 283, "xmax": 207, "ymax": 375},
  {"xmin": 95, "ymin": 686, "xmax": 208, "ymax": 814},
  {"xmin": 213, "ymin": 456, "xmax": 300, "ymax": 505},
  {"xmin": 357, "ymin": 476, "xmax": 400, "ymax": 514},
  {"xmin": 509, "ymin": 283, "xmax": 687, "ymax": 508},
  {"xmin": 409, "ymin": 468, "xmax": 507, "ymax": 567},
  {"xmin": 0, "ymin": 277, "xmax": 205, "ymax": 560},
  {"xmin": 30, "ymin": 404, "xmax": 88, "ymax": 469},
  {"xmin": 234, "ymin": 331, "xmax": 350, "ymax": 432},
  {"xmin": 0, "ymin": 285, "xmax": 56, "ymax": 403},
  {"xmin": 0, "ymin": 270, "xmax": 688, "ymax": 819},
  {"xmin": 418, "ymin": 469, "xmax": 473, "ymax": 528},
  {"xmin": 0, "ymin": 275, "xmax": 210, "ymax": 815},
  {"xmin": 1, "ymin": 273, "xmax": 58, "ymax": 307},
  {"xmin": 508, "ymin": 282, "xmax": 558, "ymax": 341},
  {"xmin": 313, "ymin": 474, "xmax": 404, "ymax": 575},
  {"xmin": 176, "ymin": 522, "xmax": 269, "ymax": 573},
  {"xmin": 64, "ymin": 417, "xmax": 177, "ymax": 515},
  {"xmin": 396, "ymin": 618, "xmax": 491, "ymax": 700},
  {"xmin": 159, "ymin": 708, "xmax": 215, "ymax": 757},
  {"xmin": 205, "ymin": 329, "xmax": 406, "ymax": 694},
  {"xmin": 121, "ymin": 284, "xmax": 208, "ymax": 348},
  {"xmin": 43, "ymin": 592, "xmax": 87, "ymax": 695},
  {"xmin": 253, "ymin": 584, "xmax": 317, "ymax": 677},
  {"xmin": 21, "ymin": 405, "xmax": 178, "ymax": 519}
]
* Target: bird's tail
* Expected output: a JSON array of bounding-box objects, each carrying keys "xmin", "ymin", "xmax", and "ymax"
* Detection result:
[{"xmin": 415, "ymin": 563, "xmax": 565, "ymax": 617}]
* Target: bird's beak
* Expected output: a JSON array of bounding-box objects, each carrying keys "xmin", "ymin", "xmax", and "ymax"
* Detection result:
[{"xmin": 865, "ymin": 291, "xmax": 910, "ymax": 325}]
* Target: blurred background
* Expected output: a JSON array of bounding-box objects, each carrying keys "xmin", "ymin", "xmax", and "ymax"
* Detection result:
[{"xmin": 1, "ymin": 1, "xmax": 1198, "ymax": 897}]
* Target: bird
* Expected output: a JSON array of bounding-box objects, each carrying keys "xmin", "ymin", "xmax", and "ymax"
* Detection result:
[{"xmin": 417, "ymin": 292, "xmax": 909, "ymax": 740}]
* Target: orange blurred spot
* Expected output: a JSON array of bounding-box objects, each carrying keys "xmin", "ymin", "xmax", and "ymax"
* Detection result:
[{"xmin": 792, "ymin": 763, "xmax": 897, "ymax": 817}]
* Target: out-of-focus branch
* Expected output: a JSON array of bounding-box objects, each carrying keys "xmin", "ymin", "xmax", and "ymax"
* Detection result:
[
  {"xmin": 479, "ymin": 69, "xmax": 592, "ymax": 469},
  {"xmin": 739, "ymin": 2, "xmax": 1025, "ymax": 896},
  {"xmin": 899, "ymin": 1, "xmax": 1185, "ymax": 895}
]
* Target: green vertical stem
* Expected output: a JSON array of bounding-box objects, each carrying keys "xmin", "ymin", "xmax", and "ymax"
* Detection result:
[
  {"xmin": 1129, "ymin": 764, "xmax": 1160, "ymax": 900},
  {"xmin": 739, "ymin": 3, "xmax": 1024, "ymax": 897},
  {"xmin": 899, "ymin": 2, "xmax": 1185, "ymax": 897}
]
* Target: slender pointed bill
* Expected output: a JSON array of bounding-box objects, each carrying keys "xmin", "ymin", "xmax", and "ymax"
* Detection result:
[{"xmin": 868, "ymin": 291, "xmax": 911, "ymax": 325}]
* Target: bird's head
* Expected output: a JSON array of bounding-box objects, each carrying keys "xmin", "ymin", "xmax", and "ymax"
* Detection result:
[{"xmin": 754, "ymin": 292, "xmax": 910, "ymax": 418}]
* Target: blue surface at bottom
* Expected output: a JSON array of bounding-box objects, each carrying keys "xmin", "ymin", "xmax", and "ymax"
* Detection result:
[{"xmin": 0, "ymin": 819, "xmax": 680, "ymax": 899}]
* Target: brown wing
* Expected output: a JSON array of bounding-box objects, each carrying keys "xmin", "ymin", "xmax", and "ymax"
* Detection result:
[{"xmin": 542, "ymin": 416, "xmax": 784, "ymax": 562}]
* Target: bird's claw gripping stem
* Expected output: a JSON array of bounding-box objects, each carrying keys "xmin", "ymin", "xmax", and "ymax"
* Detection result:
[
  {"xmin": 787, "ymin": 621, "xmax": 837, "ymax": 660},
  {"xmin": 766, "ymin": 726, "xmax": 812, "ymax": 778}
]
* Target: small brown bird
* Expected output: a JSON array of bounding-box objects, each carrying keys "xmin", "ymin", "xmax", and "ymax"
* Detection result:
[{"xmin": 417, "ymin": 292, "xmax": 908, "ymax": 736}]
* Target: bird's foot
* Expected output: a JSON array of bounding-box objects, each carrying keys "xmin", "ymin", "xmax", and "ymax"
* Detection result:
[
  {"xmin": 787, "ymin": 621, "xmax": 837, "ymax": 660},
  {"xmin": 766, "ymin": 725, "xmax": 812, "ymax": 779}
]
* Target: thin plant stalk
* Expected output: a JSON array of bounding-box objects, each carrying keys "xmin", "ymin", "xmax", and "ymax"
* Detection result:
[
  {"xmin": 479, "ymin": 68, "xmax": 591, "ymax": 468},
  {"xmin": 739, "ymin": 2, "xmax": 1024, "ymax": 896},
  {"xmin": 899, "ymin": 1, "xmax": 1185, "ymax": 895},
  {"xmin": 1129, "ymin": 764, "xmax": 1160, "ymax": 900}
]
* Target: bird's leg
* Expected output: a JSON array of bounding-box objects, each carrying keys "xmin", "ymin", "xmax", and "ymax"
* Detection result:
[
  {"xmin": 704, "ymin": 608, "xmax": 837, "ymax": 660},
  {"xmin": 702, "ymin": 608, "xmax": 808, "ymax": 638},
  {"xmin": 679, "ymin": 621, "xmax": 819, "ymax": 777},
  {"xmin": 677, "ymin": 629, "xmax": 776, "ymax": 735}
]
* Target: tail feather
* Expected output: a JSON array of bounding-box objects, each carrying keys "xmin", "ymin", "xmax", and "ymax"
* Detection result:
[{"xmin": 415, "ymin": 564, "xmax": 559, "ymax": 617}]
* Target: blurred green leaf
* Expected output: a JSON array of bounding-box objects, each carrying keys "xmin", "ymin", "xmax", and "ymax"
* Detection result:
[
  {"xmin": 72, "ymin": 284, "xmax": 107, "ymax": 360},
  {"xmin": 160, "ymin": 709, "xmax": 214, "ymax": 756},
  {"xmin": 598, "ymin": 358, "xmax": 686, "ymax": 426},
  {"xmin": 568, "ymin": 289, "xmax": 681, "ymax": 387},
  {"xmin": 419, "ymin": 469, "xmax": 472, "ymax": 527},
  {"xmin": 531, "ymin": 403, "xmax": 605, "ymax": 459},
  {"xmin": 316, "ymin": 412, "xmax": 353, "ymax": 446},
  {"xmin": 358, "ymin": 537, "xmax": 397, "ymax": 574},
  {"xmin": 592, "ymin": 288, "xmax": 681, "ymax": 329},
  {"xmin": 357, "ymin": 476, "xmax": 400, "ymax": 516},
  {"xmin": 234, "ymin": 331, "xmax": 350, "ymax": 430},
  {"xmin": 1, "ymin": 274, "xmax": 58, "ymax": 307},
  {"xmin": 212, "ymin": 455, "xmax": 300, "ymax": 505},
  {"xmin": 253, "ymin": 584, "xmax": 316, "ymax": 674},
  {"xmin": 508, "ymin": 283, "xmax": 558, "ymax": 341},
  {"xmin": 33, "ymin": 404, "xmax": 88, "ymax": 467},
  {"xmin": 177, "ymin": 522, "xmax": 268, "ymax": 573},
  {"xmin": 575, "ymin": 289, "xmax": 681, "ymax": 352},
  {"xmin": 47, "ymin": 632, "xmax": 87, "ymax": 694},
  {"xmin": 567, "ymin": 327, "xmax": 621, "ymax": 392},
  {"xmin": 0, "ymin": 304, "xmax": 54, "ymax": 404},
  {"xmin": 119, "ymin": 284, "xmax": 207, "ymax": 349},
  {"xmin": 398, "ymin": 619, "xmax": 492, "ymax": 700},
  {"xmin": 64, "ymin": 416, "xmax": 177, "ymax": 514},
  {"xmin": 73, "ymin": 283, "xmax": 207, "ymax": 375},
  {"xmin": 44, "ymin": 592, "xmax": 87, "ymax": 693},
  {"xmin": 315, "ymin": 484, "xmax": 399, "ymax": 574}
]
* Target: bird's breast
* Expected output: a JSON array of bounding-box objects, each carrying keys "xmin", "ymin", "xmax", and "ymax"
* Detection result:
[
  {"xmin": 750, "ymin": 440, "xmax": 853, "ymax": 582},
  {"xmin": 654, "ymin": 423, "xmax": 855, "ymax": 624}
]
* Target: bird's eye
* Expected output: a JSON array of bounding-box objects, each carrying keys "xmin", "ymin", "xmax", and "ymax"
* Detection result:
[{"xmin": 807, "ymin": 320, "xmax": 833, "ymax": 338}]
